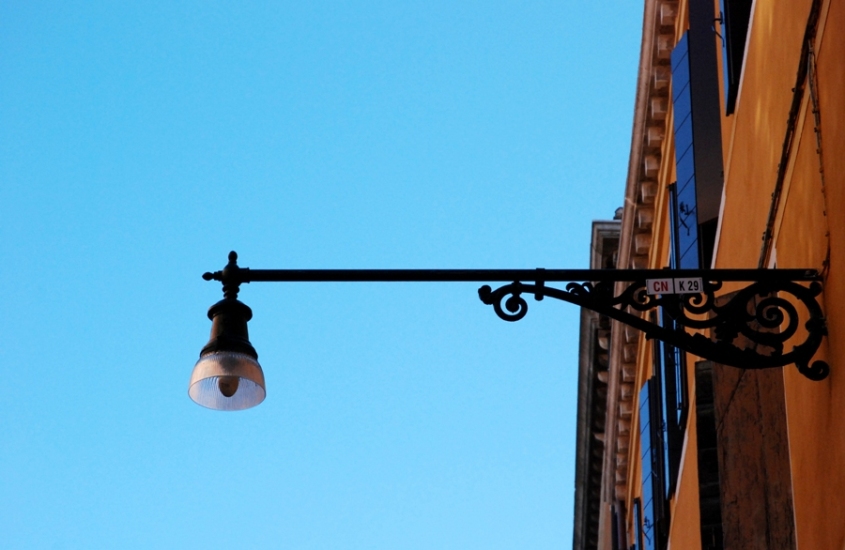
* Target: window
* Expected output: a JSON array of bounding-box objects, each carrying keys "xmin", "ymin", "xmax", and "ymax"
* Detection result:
[
  {"xmin": 632, "ymin": 498, "xmax": 643, "ymax": 550},
  {"xmin": 719, "ymin": 0, "xmax": 753, "ymax": 115},
  {"xmin": 670, "ymin": 32, "xmax": 722, "ymax": 268},
  {"xmin": 670, "ymin": 34, "xmax": 701, "ymax": 270},
  {"xmin": 656, "ymin": 193, "xmax": 692, "ymax": 498},
  {"xmin": 653, "ymin": 317, "xmax": 687, "ymax": 498},
  {"xmin": 612, "ymin": 505, "xmax": 619, "ymax": 550},
  {"xmin": 639, "ymin": 379, "xmax": 668, "ymax": 550},
  {"xmin": 668, "ymin": 182, "xmax": 699, "ymax": 270},
  {"xmin": 613, "ymin": 501, "xmax": 629, "ymax": 550}
]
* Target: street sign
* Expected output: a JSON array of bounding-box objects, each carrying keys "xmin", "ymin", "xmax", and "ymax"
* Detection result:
[{"xmin": 645, "ymin": 277, "xmax": 703, "ymax": 295}]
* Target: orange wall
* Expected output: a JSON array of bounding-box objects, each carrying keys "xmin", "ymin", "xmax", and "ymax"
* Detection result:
[
  {"xmin": 666, "ymin": 394, "xmax": 701, "ymax": 550},
  {"xmin": 714, "ymin": 0, "xmax": 845, "ymax": 548},
  {"xmin": 714, "ymin": 0, "xmax": 814, "ymax": 268}
]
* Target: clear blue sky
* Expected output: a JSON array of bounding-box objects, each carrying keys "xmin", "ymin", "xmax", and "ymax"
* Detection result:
[{"xmin": 1, "ymin": 2, "xmax": 640, "ymax": 548}]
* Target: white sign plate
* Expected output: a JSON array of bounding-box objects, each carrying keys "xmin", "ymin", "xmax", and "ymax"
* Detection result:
[
  {"xmin": 673, "ymin": 277, "xmax": 702, "ymax": 294},
  {"xmin": 645, "ymin": 277, "xmax": 703, "ymax": 295}
]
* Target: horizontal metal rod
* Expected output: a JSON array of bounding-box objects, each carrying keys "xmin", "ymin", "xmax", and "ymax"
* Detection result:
[{"xmin": 221, "ymin": 268, "xmax": 821, "ymax": 283}]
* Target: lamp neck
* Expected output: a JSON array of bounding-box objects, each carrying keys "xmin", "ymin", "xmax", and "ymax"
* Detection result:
[{"xmin": 200, "ymin": 298, "xmax": 258, "ymax": 359}]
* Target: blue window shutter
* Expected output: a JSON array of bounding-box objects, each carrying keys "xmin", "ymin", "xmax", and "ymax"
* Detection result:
[
  {"xmin": 669, "ymin": 182, "xmax": 699, "ymax": 269},
  {"xmin": 654, "ymin": 310, "xmax": 687, "ymax": 500},
  {"xmin": 670, "ymin": 34, "xmax": 701, "ymax": 269},
  {"xmin": 640, "ymin": 378, "xmax": 668, "ymax": 550},
  {"xmin": 639, "ymin": 382, "xmax": 656, "ymax": 550},
  {"xmin": 664, "ymin": 182, "xmax": 693, "ymax": 495}
]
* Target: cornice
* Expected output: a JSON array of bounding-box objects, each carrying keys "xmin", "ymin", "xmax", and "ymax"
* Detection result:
[{"xmin": 605, "ymin": 0, "xmax": 678, "ymax": 511}]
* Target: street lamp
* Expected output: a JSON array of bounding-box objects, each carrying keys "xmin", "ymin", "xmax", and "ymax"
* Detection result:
[
  {"xmin": 190, "ymin": 251, "xmax": 829, "ymax": 410},
  {"xmin": 190, "ymin": 295, "xmax": 265, "ymax": 411}
]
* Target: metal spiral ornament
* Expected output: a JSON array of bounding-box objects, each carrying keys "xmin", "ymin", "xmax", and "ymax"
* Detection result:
[
  {"xmin": 478, "ymin": 277, "xmax": 829, "ymax": 381},
  {"xmin": 478, "ymin": 283, "xmax": 529, "ymax": 322}
]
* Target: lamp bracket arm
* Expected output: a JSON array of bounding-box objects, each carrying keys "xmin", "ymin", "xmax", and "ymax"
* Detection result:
[
  {"xmin": 478, "ymin": 278, "xmax": 829, "ymax": 381},
  {"xmin": 202, "ymin": 252, "xmax": 828, "ymax": 381}
]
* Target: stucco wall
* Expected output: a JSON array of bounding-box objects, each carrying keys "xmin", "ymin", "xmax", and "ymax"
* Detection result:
[{"xmin": 714, "ymin": 0, "xmax": 845, "ymax": 548}]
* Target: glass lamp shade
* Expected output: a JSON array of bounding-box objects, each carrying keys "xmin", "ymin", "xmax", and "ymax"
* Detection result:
[{"xmin": 189, "ymin": 351, "xmax": 266, "ymax": 411}]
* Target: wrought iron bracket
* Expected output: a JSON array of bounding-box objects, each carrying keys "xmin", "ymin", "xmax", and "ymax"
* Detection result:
[
  {"xmin": 205, "ymin": 252, "xmax": 829, "ymax": 381},
  {"xmin": 479, "ymin": 277, "xmax": 829, "ymax": 381}
]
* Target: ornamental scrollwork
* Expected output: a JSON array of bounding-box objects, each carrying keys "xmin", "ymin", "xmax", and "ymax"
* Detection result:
[{"xmin": 478, "ymin": 277, "xmax": 829, "ymax": 381}]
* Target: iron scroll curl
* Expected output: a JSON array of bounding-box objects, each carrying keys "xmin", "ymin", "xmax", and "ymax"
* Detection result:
[{"xmin": 478, "ymin": 278, "xmax": 829, "ymax": 381}]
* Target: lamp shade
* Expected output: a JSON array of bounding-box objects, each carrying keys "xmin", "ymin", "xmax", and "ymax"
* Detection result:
[
  {"xmin": 189, "ymin": 351, "xmax": 265, "ymax": 410},
  {"xmin": 190, "ymin": 297, "xmax": 265, "ymax": 411}
]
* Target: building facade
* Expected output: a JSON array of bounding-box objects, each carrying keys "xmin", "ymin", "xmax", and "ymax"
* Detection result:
[
  {"xmin": 574, "ymin": 217, "xmax": 621, "ymax": 549},
  {"xmin": 576, "ymin": 0, "xmax": 845, "ymax": 548}
]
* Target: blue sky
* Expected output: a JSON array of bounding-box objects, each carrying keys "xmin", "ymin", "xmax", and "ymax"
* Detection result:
[{"xmin": 1, "ymin": 2, "xmax": 640, "ymax": 548}]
